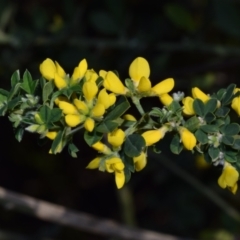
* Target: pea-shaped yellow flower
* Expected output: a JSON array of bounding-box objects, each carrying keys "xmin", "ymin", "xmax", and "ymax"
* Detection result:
[
  {"xmin": 182, "ymin": 96, "xmax": 195, "ymax": 115},
  {"xmin": 91, "ymin": 141, "xmax": 111, "ymax": 154},
  {"xmin": 159, "ymin": 93, "xmax": 173, "ymax": 106},
  {"xmin": 108, "ymin": 128, "xmax": 125, "ymax": 147},
  {"xmin": 82, "ymin": 81, "xmax": 98, "ymax": 101},
  {"xmin": 218, "ymin": 162, "xmax": 239, "ymax": 194},
  {"xmin": 142, "ymin": 126, "xmax": 168, "ymax": 146},
  {"xmin": 231, "ymin": 88, "xmax": 240, "ymax": 116},
  {"xmin": 151, "ymin": 78, "xmax": 174, "ymax": 96},
  {"xmin": 71, "ymin": 59, "xmax": 88, "ymax": 84},
  {"xmin": 84, "ymin": 118, "xmax": 95, "ymax": 132},
  {"xmin": 137, "ymin": 77, "xmax": 152, "ymax": 92},
  {"xmin": 179, "ymin": 127, "xmax": 196, "ymax": 150},
  {"xmin": 133, "ymin": 152, "xmax": 147, "ymax": 171},
  {"xmin": 192, "ymin": 87, "xmax": 210, "ymax": 103},
  {"xmin": 97, "ymin": 88, "xmax": 116, "ymax": 109},
  {"xmin": 129, "ymin": 57, "xmax": 150, "ymax": 83}
]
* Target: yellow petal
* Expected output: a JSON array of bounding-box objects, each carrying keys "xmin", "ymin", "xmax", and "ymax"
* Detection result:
[
  {"xmin": 231, "ymin": 97, "xmax": 240, "ymax": 116},
  {"xmin": 83, "ymin": 81, "xmax": 98, "ymax": 101},
  {"xmin": 46, "ymin": 131, "xmax": 58, "ymax": 140},
  {"xmin": 133, "ymin": 152, "xmax": 147, "ymax": 171},
  {"xmin": 55, "ymin": 61, "xmax": 66, "ymax": 78},
  {"xmin": 91, "ymin": 141, "xmax": 111, "ymax": 154},
  {"xmin": 65, "ymin": 114, "xmax": 85, "ymax": 127},
  {"xmin": 224, "ymin": 164, "xmax": 239, "ymax": 187},
  {"xmin": 142, "ymin": 127, "xmax": 167, "ymax": 146},
  {"xmin": 109, "ymin": 93, "xmax": 116, "ymax": 106},
  {"xmin": 73, "ymin": 99, "xmax": 89, "ymax": 114},
  {"xmin": 99, "ymin": 70, "xmax": 107, "ymax": 78},
  {"xmin": 78, "ymin": 58, "xmax": 88, "ymax": 79},
  {"xmin": 108, "ymin": 128, "xmax": 125, "ymax": 147},
  {"xmin": 151, "ymin": 78, "xmax": 174, "ymax": 95},
  {"xmin": 91, "ymin": 103, "xmax": 105, "ymax": 117},
  {"xmin": 86, "ymin": 157, "xmax": 100, "ymax": 169},
  {"xmin": 98, "ymin": 88, "xmax": 111, "ymax": 109},
  {"xmin": 230, "ymin": 183, "xmax": 238, "ymax": 194},
  {"xmin": 84, "ymin": 118, "xmax": 95, "ymax": 132},
  {"xmin": 129, "ymin": 57, "xmax": 150, "ymax": 82},
  {"xmin": 54, "ymin": 96, "xmax": 69, "ymax": 106},
  {"xmin": 54, "ymin": 73, "xmax": 67, "ymax": 90},
  {"xmin": 179, "ymin": 127, "xmax": 196, "ymax": 150},
  {"xmin": 85, "ymin": 69, "xmax": 98, "ymax": 82},
  {"xmin": 123, "ymin": 114, "xmax": 137, "ymax": 121},
  {"xmin": 115, "ymin": 171, "xmax": 125, "ymax": 189},
  {"xmin": 39, "ymin": 58, "xmax": 56, "ymax": 80},
  {"xmin": 159, "ymin": 93, "xmax": 173, "ymax": 106},
  {"xmin": 182, "ymin": 97, "xmax": 195, "ymax": 115},
  {"xmin": 71, "ymin": 67, "xmax": 81, "ymax": 82},
  {"xmin": 138, "ymin": 76, "xmax": 152, "ymax": 92},
  {"xmin": 106, "ymin": 157, "xmax": 122, "ymax": 165},
  {"xmin": 192, "ymin": 87, "xmax": 210, "ymax": 103},
  {"xmin": 59, "ymin": 102, "xmax": 78, "ymax": 114},
  {"xmin": 103, "ymin": 71, "xmax": 127, "ymax": 95}
]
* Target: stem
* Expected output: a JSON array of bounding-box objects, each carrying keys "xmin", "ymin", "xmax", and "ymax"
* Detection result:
[
  {"xmin": 131, "ymin": 96, "xmax": 145, "ymax": 116},
  {"xmin": 66, "ymin": 125, "xmax": 84, "ymax": 136}
]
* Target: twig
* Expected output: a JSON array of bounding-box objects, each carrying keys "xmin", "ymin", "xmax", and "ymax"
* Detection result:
[{"xmin": 0, "ymin": 186, "xmax": 185, "ymax": 240}]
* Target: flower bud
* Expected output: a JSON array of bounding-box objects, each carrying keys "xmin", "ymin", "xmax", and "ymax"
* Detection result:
[
  {"xmin": 182, "ymin": 97, "xmax": 195, "ymax": 115},
  {"xmin": 179, "ymin": 127, "xmax": 196, "ymax": 150},
  {"xmin": 108, "ymin": 128, "xmax": 125, "ymax": 147},
  {"xmin": 55, "ymin": 61, "xmax": 66, "ymax": 78},
  {"xmin": 84, "ymin": 117, "xmax": 95, "ymax": 132},
  {"xmin": 39, "ymin": 58, "xmax": 56, "ymax": 80},
  {"xmin": 151, "ymin": 78, "xmax": 174, "ymax": 96},
  {"xmin": 192, "ymin": 87, "xmax": 209, "ymax": 103},
  {"xmin": 86, "ymin": 157, "xmax": 100, "ymax": 169},
  {"xmin": 83, "ymin": 81, "xmax": 98, "ymax": 101},
  {"xmin": 91, "ymin": 103, "xmax": 105, "ymax": 117},
  {"xmin": 133, "ymin": 152, "xmax": 147, "ymax": 171},
  {"xmin": 54, "ymin": 73, "xmax": 67, "ymax": 90},
  {"xmin": 46, "ymin": 131, "xmax": 58, "ymax": 140},
  {"xmin": 65, "ymin": 114, "xmax": 85, "ymax": 127},
  {"xmin": 142, "ymin": 126, "xmax": 168, "ymax": 146},
  {"xmin": 159, "ymin": 93, "xmax": 173, "ymax": 106}
]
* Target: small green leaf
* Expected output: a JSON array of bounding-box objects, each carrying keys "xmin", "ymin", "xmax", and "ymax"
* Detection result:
[
  {"xmin": 105, "ymin": 96, "xmax": 130, "ymax": 120},
  {"xmin": 208, "ymin": 147, "xmax": 220, "ymax": 161},
  {"xmin": 39, "ymin": 105, "xmax": 51, "ymax": 123},
  {"xmin": 222, "ymin": 84, "xmax": 235, "ymax": 105},
  {"xmin": 21, "ymin": 70, "xmax": 38, "ymax": 94},
  {"xmin": 11, "ymin": 70, "xmax": 20, "ymax": 87},
  {"xmin": 68, "ymin": 143, "xmax": 79, "ymax": 158},
  {"xmin": 84, "ymin": 130, "xmax": 103, "ymax": 146},
  {"xmin": 195, "ymin": 129, "xmax": 208, "ymax": 144},
  {"xmin": 223, "ymin": 123, "xmax": 240, "ymax": 135},
  {"xmin": 170, "ymin": 134, "xmax": 183, "ymax": 154},
  {"xmin": 222, "ymin": 136, "xmax": 234, "ymax": 145},
  {"xmin": 124, "ymin": 168, "xmax": 132, "ymax": 183},
  {"xmin": 232, "ymin": 138, "xmax": 240, "ymax": 150},
  {"xmin": 8, "ymin": 83, "xmax": 21, "ymax": 100},
  {"xmin": 225, "ymin": 152, "xmax": 237, "ymax": 163},
  {"xmin": 204, "ymin": 98, "xmax": 218, "ymax": 114},
  {"xmin": 216, "ymin": 88, "xmax": 225, "ymax": 101},
  {"xmin": 204, "ymin": 112, "xmax": 216, "ymax": 123},
  {"xmin": 43, "ymin": 81, "xmax": 54, "ymax": 103},
  {"xmin": 122, "ymin": 153, "xmax": 135, "ymax": 172},
  {"xmin": 124, "ymin": 134, "xmax": 145, "ymax": 158},
  {"xmin": 200, "ymin": 125, "xmax": 219, "ymax": 133},
  {"xmin": 51, "ymin": 130, "xmax": 64, "ymax": 154},
  {"xmin": 184, "ymin": 116, "xmax": 200, "ymax": 132},
  {"xmin": 125, "ymin": 78, "xmax": 135, "ymax": 93},
  {"xmin": 203, "ymin": 152, "xmax": 212, "ymax": 164},
  {"xmin": 215, "ymin": 107, "xmax": 230, "ymax": 118},
  {"xmin": 167, "ymin": 101, "xmax": 181, "ymax": 112},
  {"xmin": 96, "ymin": 121, "xmax": 118, "ymax": 133},
  {"xmin": 49, "ymin": 108, "xmax": 62, "ymax": 123},
  {"xmin": 193, "ymin": 99, "xmax": 205, "ymax": 117},
  {"xmin": 15, "ymin": 128, "xmax": 24, "ymax": 142}
]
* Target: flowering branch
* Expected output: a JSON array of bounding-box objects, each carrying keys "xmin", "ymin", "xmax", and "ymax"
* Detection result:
[{"xmin": 1, "ymin": 56, "xmax": 240, "ymax": 194}]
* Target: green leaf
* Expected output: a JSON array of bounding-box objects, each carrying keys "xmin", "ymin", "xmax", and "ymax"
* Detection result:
[
  {"xmin": 124, "ymin": 168, "xmax": 132, "ymax": 183},
  {"xmin": 43, "ymin": 81, "xmax": 54, "ymax": 103},
  {"xmin": 222, "ymin": 84, "xmax": 235, "ymax": 105},
  {"xmin": 96, "ymin": 121, "xmax": 118, "ymax": 133},
  {"xmin": 39, "ymin": 105, "xmax": 51, "ymax": 123},
  {"xmin": 15, "ymin": 128, "xmax": 24, "ymax": 142},
  {"xmin": 223, "ymin": 123, "xmax": 240, "ymax": 135},
  {"xmin": 216, "ymin": 88, "xmax": 225, "ymax": 101},
  {"xmin": 123, "ymin": 134, "xmax": 145, "ymax": 158},
  {"xmin": 7, "ymin": 96, "xmax": 21, "ymax": 109},
  {"xmin": 125, "ymin": 78, "xmax": 135, "ymax": 93},
  {"xmin": 68, "ymin": 143, "xmax": 79, "ymax": 158},
  {"xmin": 122, "ymin": 153, "xmax": 135, "ymax": 173},
  {"xmin": 51, "ymin": 130, "xmax": 64, "ymax": 154},
  {"xmin": 204, "ymin": 98, "xmax": 218, "ymax": 114},
  {"xmin": 193, "ymin": 99, "xmax": 205, "ymax": 117},
  {"xmin": 170, "ymin": 134, "xmax": 183, "ymax": 154},
  {"xmin": 195, "ymin": 129, "xmax": 208, "ymax": 144},
  {"xmin": 105, "ymin": 96, "xmax": 130, "ymax": 120},
  {"xmin": 184, "ymin": 116, "xmax": 200, "ymax": 132},
  {"xmin": 200, "ymin": 125, "xmax": 219, "ymax": 133},
  {"xmin": 222, "ymin": 136, "xmax": 234, "ymax": 146},
  {"xmin": 167, "ymin": 100, "xmax": 181, "ymax": 112},
  {"xmin": 11, "ymin": 70, "xmax": 20, "ymax": 87},
  {"xmin": 215, "ymin": 106, "xmax": 230, "ymax": 118},
  {"xmin": 8, "ymin": 83, "xmax": 21, "ymax": 100},
  {"xmin": 84, "ymin": 130, "xmax": 103, "ymax": 146},
  {"xmin": 204, "ymin": 112, "xmax": 216, "ymax": 123},
  {"xmin": 232, "ymin": 138, "xmax": 240, "ymax": 150},
  {"xmin": 21, "ymin": 70, "xmax": 38, "ymax": 94},
  {"xmin": 49, "ymin": 108, "xmax": 62, "ymax": 123},
  {"xmin": 208, "ymin": 147, "xmax": 219, "ymax": 161},
  {"xmin": 203, "ymin": 152, "xmax": 212, "ymax": 164},
  {"xmin": 0, "ymin": 88, "xmax": 9, "ymax": 97},
  {"xmin": 225, "ymin": 151, "xmax": 237, "ymax": 163}
]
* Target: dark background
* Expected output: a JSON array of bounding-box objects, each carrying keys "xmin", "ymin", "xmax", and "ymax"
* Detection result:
[{"xmin": 0, "ymin": 0, "xmax": 240, "ymax": 239}]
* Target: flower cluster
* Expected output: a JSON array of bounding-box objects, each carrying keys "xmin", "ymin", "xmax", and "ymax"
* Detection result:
[{"xmin": 0, "ymin": 56, "xmax": 239, "ymax": 193}]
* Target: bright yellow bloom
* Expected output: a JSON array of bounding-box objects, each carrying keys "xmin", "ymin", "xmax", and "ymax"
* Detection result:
[
  {"xmin": 91, "ymin": 103, "xmax": 105, "ymax": 117},
  {"xmin": 39, "ymin": 58, "xmax": 56, "ymax": 80},
  {"xmin": 54, "ymin": 96, "xmax": 69, "ymax": 106},
  {"xmin": 182, "ymin": 96, "xmax": 195, "ymax": 115},
  {"xmin": 105, "ymin": 157, "xmax": 125, "ymax": 189},
  {"xmin": 59, "ymin": 101, "xmax": 78, "ymax": 115},
  {"xmin": 65, "ymin": 114, "xmax": 86, "ymax": 127},
  {"xmin": 97, "ymin": 88, "xmax": 116, "ymax": 109},
  {"xmin": 151, "ymin": 78, "xmax": 174, "ymax": 96},
  {"xmin": 73, "ymin": 99, "xmax": 89, "ymax": 115},
  {"xmin": 103, "ymin": 71, "xmax": 128, "ymax": 95},
  {"xmin": 179, "ymin": 127, "xmax": 196, "ymax": 150},
  {"xmin": 123, "ymin": 114, "xmax": 137, "ymax": 121},
  {"xmin": 91, "ymin": 141, "xmax": 111, "ymax": 154},
  {"xmin": 192, "ymin": 87, "xmax": 210, "ymax": 103},
  {"xmin": 129, "ymin": 57, "xmax": 150, "ymax": 83},
  {"xmin": 218, "ymin": 162, "xmax": 239, "ymax": 194},
  {"xmin": 142, "ymin": 126, "xmax": 168, "ymax": 146},
  {"xmin": 82, "ymin": 81, "xmax": 98, "ymax": 101},
  {"xmin": 108, "ymin": 128, "xmax": 125, "ymax": 147},
  {"xmin": 55, "ymin": 61, "xmax": 66, "ymax": 78},
  {"xmin": 231, "ymin": 88, "xmax": 240, "ymax": 116},
  {"xmin": 85, "ymin": 69, "xmax": 98, "ymax": 82},
  {"xmin": 71, "ymin": 59, "xmax": 88, "ymax": 83},
  {"xmin": 133, "ymin": 152, "xmax": 147, "ymax": 171},
  {"xmin": 46, "ymin": 131, "xmax": 58, "ymax": 140},
  {"xmin": 86, "ymin": 157, "xmax": 100, "ymax": 169},
  {"xmin": 138, "ymin": 76, "xmax": 152, "ymax": 92},
  {"xmin": 84, "ymin": 117, "xmax": 95, "ymax": 132},
  {"xmin": 99, "ymin": 70, "xmax": 107, "ymax": 78},
  {"xmin": 159, "ymin": 93, "xmax": 173, "ymax": 106},
  {"xmin": 54, "ymin": 73, "xmax": 67, "ymax": 90}
]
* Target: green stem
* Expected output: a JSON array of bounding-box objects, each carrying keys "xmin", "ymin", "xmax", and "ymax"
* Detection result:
[
  {"xmin": 131, "ymin": 96, "xmax": 145, "ymax": 116},
  {"xmin": 66, "ymin": 125, "xmax": 84, "ymax": 136}
]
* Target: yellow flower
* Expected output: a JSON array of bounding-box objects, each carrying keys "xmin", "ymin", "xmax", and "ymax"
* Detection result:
[
  {"xmin": 85, "ymin": 69, "xmax": 98, "ymax": 82},
  {"xmin": 123, "ymin": 114, "xmax": 137, "ymax": 121},
  {"xmin": 179, "ymin": 127, "xmax": 196, "ymax": 150},
  {"xmin": 55, "ymin": 61, "xmax": 66, "ymax": 78},
  {"xmin": 91, "ymin": 141, "xmax": 111, "ymax": 154},
  {"xmin": 133, "ymin": 152, "xmax": 147, "ymax": 171},
  {"xmin": 231, "ymin": 88, "xmax": 240, "ymax": 116},
  {"xmin": 192, "ymin": 87, "xmax": 210, "ymax": 103},
  {"xmin": 142, "ymin": 126, "xmax": 168, "ymax": 146},
  {"xmin": 103, "ymin": 71, "xmax": 128, "ymax": 95},
  {"xmin": 138, "ymin": 76, "xmax": 152, "ymax": 92},
  {"xmin": 65, "ymin": 114, "xmax": 86, "ymax": 127},
  {"xmin": 91, "ymin": 103, "xmax": 105, "ymax": 117},
  {"xmin": 129, "ymin": 57, "xmax": 150, "ymax": 83},
  {"xmin": 108, "ymin": 128, "xmax": 125, "ymax": 147},
  {"xmin": 82, "ymin": 81, "xmax": 98, "ymax": 101},
  {"xmin": 151, "ymin": 78, "xmax": 174, "ymax": 96},
  {"xmin": 39, "ymin": 58, "xmax": 56, "ymax": 80},
  {"xmin": 46, "ymin": 131, "xmax": 58, "ymax": 140},
  {"xmin": 218, "ymin": 162, "xmax": 239, "ymax": 194},
  {"xmin": 182, "ymin": 96, "xmax": 195, "ymax": 115},
  {"xmin": 99, "ymin": 70, "xmax": 107, "ymax": 78},
  {"xmin": 84, "ymin": 118, "xmax": 95, "ymax": 132},
  {"xmin": 71, "ymin": 59, "xmax": 88, "ymax": 84},
  {"xmin": 97, "ymin": 88, "xmax": 116, "ymax": 109},
  {"xmin": 86, "ymin": 157, "xmax": 100, "ymax": 169},
  {"xmin": 159, "ymin": 93, "xmax": 173, "ymax": 106},
  {"xmin": 54, "ymin": 73, "xmax": 67, "ymax": 90},
  {"xmin": 105, "ymin": 157, "xmax": 125, "ymax": 189}
]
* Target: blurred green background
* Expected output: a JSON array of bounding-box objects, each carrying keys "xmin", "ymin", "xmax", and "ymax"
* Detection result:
[{"xmin": 0, "ymin": 0, "xmax": 240, "ymax": 239}]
